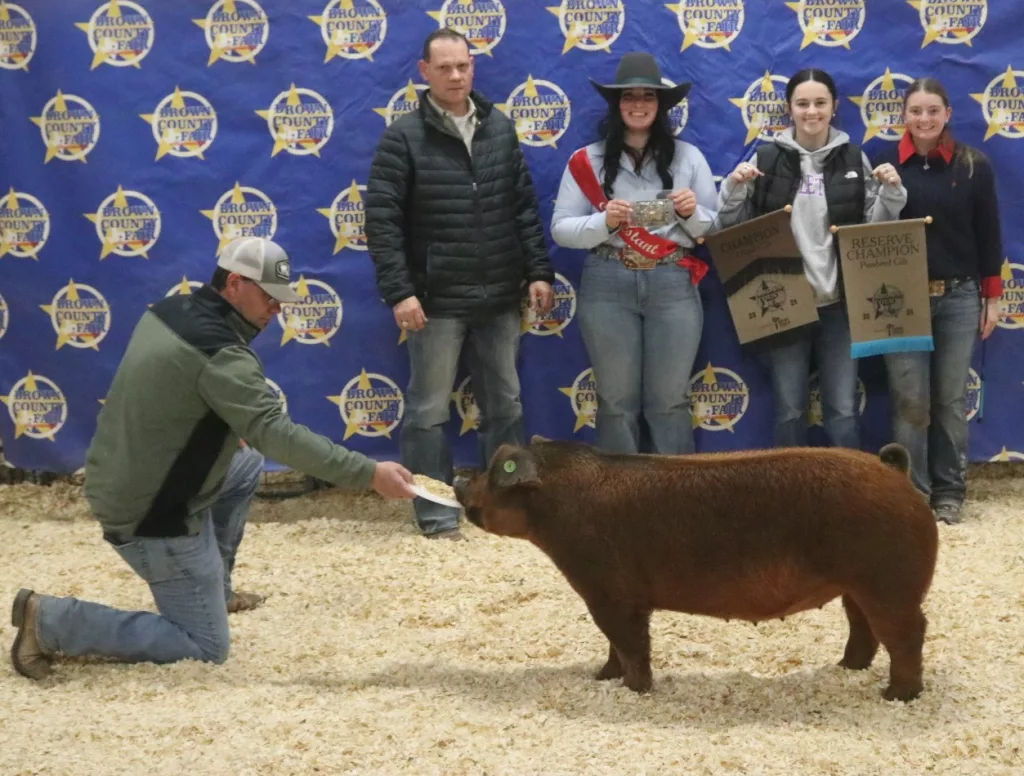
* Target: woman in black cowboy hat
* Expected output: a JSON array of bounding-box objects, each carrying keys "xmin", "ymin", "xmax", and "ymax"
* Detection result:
[{"xmin": 551, "ymin": 52, "xmax": 717, "ymax": 455}]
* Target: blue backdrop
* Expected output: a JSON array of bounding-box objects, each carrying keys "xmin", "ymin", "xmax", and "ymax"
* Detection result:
[{"xmin": 1, "ymin": 0, "xmax": 1022, "ymax": 473}]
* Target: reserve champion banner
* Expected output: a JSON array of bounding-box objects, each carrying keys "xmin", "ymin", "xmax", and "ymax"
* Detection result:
[{"xmin": 2, "ymin": 0, "xmax": 1023, "ymax": 473}]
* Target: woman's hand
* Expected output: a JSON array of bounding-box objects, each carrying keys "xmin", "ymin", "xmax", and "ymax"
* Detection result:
[
  {"xmin": 872, "ymin": 162, "xmax": 902, "ymax": 188},
  {"xmin": 670, "ymin": 188, "xmax": 697, "ymax": 218},
  {"xmin": 728, "ymin": 161, "xmax": 763, "ymax": 185},
  {"xmin": 604, "ymin": 199, "xmax": 634, "ymax": 230},
  {"xmin": 981, "ymin": 297, "xmax": 1001, "ymax": 340}
]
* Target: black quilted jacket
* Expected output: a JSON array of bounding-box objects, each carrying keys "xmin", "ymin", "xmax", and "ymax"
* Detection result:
[{"xmin": 365, "ymin": 90, "xmax": 554, "ymax": 318}]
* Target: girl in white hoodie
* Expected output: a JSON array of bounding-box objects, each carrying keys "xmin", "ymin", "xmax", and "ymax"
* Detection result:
[{"xmin": 717, "ymin": 69, "xmax": 907, "ymax": 449}]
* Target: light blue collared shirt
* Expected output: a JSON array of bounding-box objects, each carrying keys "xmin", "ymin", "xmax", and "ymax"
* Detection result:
[{"xmin": 550, "ymin": 139, "xmax": 719, "ymax": 251}]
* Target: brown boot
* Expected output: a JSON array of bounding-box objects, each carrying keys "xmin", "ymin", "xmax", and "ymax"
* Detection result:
[
  {"xmin": 10, "ymin": 589, "xmax": 52, "ymax": 680},
  {"xmin": 227, "ymin": 590, "xmax": 266, "ymax": 614}
]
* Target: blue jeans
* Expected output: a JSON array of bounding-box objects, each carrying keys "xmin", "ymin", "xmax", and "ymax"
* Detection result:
[
  {"xmin": 763, "ymin": 302, "xmax": 859, "ymax": 449},
  {"xmin": 402, "ymin": 307, "xmax": 524, "ymax": 535},
  {"xmin": 33, "ymin": 446, "xmax": 264, "ymax": 665},
  {"xmin": 884, "ymin": 279, "xmax": 981, "ymax": 506},
  {"xmin": 576, "ymin": 256, "xmax": 703, "ymax": 454}
]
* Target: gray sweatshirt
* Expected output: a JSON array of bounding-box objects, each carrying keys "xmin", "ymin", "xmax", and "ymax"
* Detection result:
[{"xmin": 717, "ymin": 127, "xmax": 907, "ymax": 305}]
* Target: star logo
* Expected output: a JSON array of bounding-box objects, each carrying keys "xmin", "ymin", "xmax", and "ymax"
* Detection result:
[
  {"xmin": 327, "ymin": 370, "xmax": 404, "ymax": 440},
  {"xmin": 201, "ymin": 182, "xmax": 277, "ymax": 256},
  {"xmin": 310, "ymin": 0, "xmax": 387, "ymax": 62},
  {"xmin": 140, "ymin": 86, "xmax": 218, "ymax": 160},
  {"xmin": 193, "ymin": 0, "xmax": 269, "ymax": 65},
  {"xmin": 547, "ymin": 0, "xmax": 624, "ymax": 54},
  {"xmin": 1, "ymin": 371, "xmax": 67, "ymax": 440},
  {"xmin": 666, "ymin": 0, "xmax": 744, "ymax": 51},
  {"xmin": 165, "ymin": 276, "xmax": 203, "ymax": 297},
  {"xmin": 75, "ymin": 0, "xmax": 154, "ymax": 70},
  {"xmin": 908, "ymin": 0, "xmax": 987, "ymax": 48},
  {"xmin": 452, "ymin": 376, "xmax": 480, "ymax": 435},
  {"xmin": 849, "ymin": 69, "xmax": 915, "ymax": 143},
  {"xmin": 84, "ymin": 185, "xmax": 161, "ymax": 259},
  {"xmin": 786, "ymin": 0, "xmax": 865, "ymax": 50},
  {"xmin": 496, "ymin": 75, "xmax": 571, "ymax": 149},
  {"xmin": 317, "ymin": 181, "xmax": 367, "ymax": 255},
  {"xmin": 0, "ymin": 1, "xmax": 37, "ymax": 71},
  {"xmin": 30, "ymin": 90, "xmax": 100, "ymax": 163},
  {"xmin": 427, "ymin": 0, "xmax": 507, "ymax": 57},
  {"xmin": 971, "ymin": 66, "xmax": 1024, "ymax": 141},
  {"xmin": 729, "ymin": 72, "xmax": 790, "ymax": 145},
  {"xmin": 0, "ymin": 187, "xmax": 49, "ymax": 259},
  {"xmin": 276, "ymin": 276, "xmax": 342, "ymax": 346},
  {"xmin": 256, "ymin": 84, "xmax": 334, "ymax": 157},
  {"xmin": 559, "ymin": 368, "xmax": 598, "ymax": 433},
  {"xmin": 688, "ymin": 363, "xmax": 749, "ymax": 432},
  {"xmin": 40, "ymin": 280, "xmax": 111, "ymax": 350}
]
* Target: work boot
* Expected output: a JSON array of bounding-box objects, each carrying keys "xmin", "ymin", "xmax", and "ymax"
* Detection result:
[
  {"xmin": 933, "ymin": 502, "xmax": 963, "ymax": 525},
  {"xmin": 10, "ymin": 589, "xmax": 52, "ymax": 680},
  {"xmin": 227, "ymin": 590, "xmax": 266, "ymax": 613}
]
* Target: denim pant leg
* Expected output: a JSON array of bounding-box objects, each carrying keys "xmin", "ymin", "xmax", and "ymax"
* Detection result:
[
  {"xmin": 465, "ymin": 307, "xmax": 525, "ymax": 467},
  {"xmin": 641, "ymin": 264, "xmax": 703, "ymax": 454},
  {"xmin": 401, "ymin": 316, "xmax": 466, "ymax": 535},
  {"xmin": 210, "ymin": 446, "xmax": 264, "ymax": 601},
  {"xmin": 35, "ymin": 516, "xmax": 230, "ymax": 664},
  {"xmin": 813, "ymin": 303, "xmax": 860, "ymax": 449},
  {"xmin": 763, "ymin": 331, "xmax": 814, "ymax": 448},
  {"xmin": 576, "ymin": 257, "xmax": 643, "ymax": 454},
  {"xmin": 929, "ymin": 283, "xmax": 981, "ymax": 506},
  {"xmin": 884, "ymin": 349, "xmax": 932, "ymax": 497}
]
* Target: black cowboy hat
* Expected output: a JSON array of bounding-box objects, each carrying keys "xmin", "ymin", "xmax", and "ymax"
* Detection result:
[{"xmin": 588, "ymin": 52, "xmax": 692, "ymax": 107}]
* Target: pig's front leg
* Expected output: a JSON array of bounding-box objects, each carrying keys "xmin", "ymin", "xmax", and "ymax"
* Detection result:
[{"xmin": 583, "ymin": 595, "xmax": 653, "ymax": 693}]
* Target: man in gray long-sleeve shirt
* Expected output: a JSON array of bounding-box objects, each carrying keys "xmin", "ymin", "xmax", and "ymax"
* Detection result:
[{"xmin": 10, "ymin": 237, "xmax": 415, "ymax": 681}]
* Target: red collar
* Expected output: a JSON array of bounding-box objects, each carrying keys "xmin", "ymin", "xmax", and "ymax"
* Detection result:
[{"xmin": 898, "ymin": 131, "xmax": 954, "ymax": 165}]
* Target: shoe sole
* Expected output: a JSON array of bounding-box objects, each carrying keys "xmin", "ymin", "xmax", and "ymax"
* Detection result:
[
  {"xmin": 11, "ymin": 588, "xmax": 32, "ymax": 628},
  {"xmin": 10, "ymin": 588, "xmax": 41, "ymax": 680}
]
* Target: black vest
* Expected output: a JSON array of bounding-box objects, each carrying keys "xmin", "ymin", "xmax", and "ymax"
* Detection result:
[{"xmin": 752, "ymin": 142, "xmax": 866, "ymax": 252}]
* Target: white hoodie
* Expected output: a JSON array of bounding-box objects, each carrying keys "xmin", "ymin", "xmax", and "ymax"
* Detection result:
[{"xmin": 718, "ymin": 127, "xmax": 907, "ymax": 306}]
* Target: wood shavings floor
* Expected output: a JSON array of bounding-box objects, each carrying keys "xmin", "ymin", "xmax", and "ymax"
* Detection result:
[{"xmin": 1, "ymin": 471, "xmax": 1022, "ymax": 775}]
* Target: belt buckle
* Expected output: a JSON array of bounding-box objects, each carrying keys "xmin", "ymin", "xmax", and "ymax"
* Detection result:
[
  {"xmin": 619, "ymin": 247, "xmax": 657, "ymax": 271},
  {"xmin": 928, "ymin": 280, "xmax": 945, "ymax": 297}
]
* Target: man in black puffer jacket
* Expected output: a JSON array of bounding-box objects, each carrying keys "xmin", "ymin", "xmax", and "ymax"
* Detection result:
[{"xmin": 366, "ymin": 28, "xmax": 554, "ymax": 541}]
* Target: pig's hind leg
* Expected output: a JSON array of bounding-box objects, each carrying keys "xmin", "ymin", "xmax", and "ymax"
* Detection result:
[
  {"xmin": 595, "ymin": 644, "xmax": 623, "ymax": 681},
  {"xmin": 838, "ymin": 594, "xmax": 879, "ymax": 670},
  {"xmin": 584, "ymin": 596, "xmax": 653, "ymax": 693},
  {"xmin": 853, "ymin": 596, "xmax": 927, "ymax": 702}
]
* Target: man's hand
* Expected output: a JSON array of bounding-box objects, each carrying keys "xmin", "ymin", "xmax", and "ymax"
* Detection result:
[
  {"xmin": 393, "ymin": 296, "xmax": 427, "ymax": 332},
  {"xmin": 371, "ymin": 461, "xmax": 416, "ymax": 500},
  {"xmin": 529, "ymin": 281, "xmax": 555, "ymax": 315}
]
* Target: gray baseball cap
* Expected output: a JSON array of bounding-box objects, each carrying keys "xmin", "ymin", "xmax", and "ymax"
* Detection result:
[{"xmin": 217, "ymin": 237, "xmax": 300, "ymax": 303}]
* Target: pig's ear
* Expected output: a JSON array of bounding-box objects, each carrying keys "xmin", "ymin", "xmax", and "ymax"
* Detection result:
[{"xmin": 489, "ymin": 448, "xmax": 541, "ymax": 489}]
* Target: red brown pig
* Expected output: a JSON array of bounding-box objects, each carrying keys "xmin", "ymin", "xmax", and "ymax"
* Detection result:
[{"xmin": 454, "ymin": 437, "xmax": 938, "ymax": 702}]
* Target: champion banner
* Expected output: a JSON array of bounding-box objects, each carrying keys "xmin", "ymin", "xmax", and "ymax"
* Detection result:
[{"xmin": 1, "ymin": 0, "xmax": 1022, "ymax": 472}]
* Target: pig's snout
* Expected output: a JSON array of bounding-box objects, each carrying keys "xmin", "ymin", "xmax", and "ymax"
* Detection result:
[{"xmin": 453, "ymin": 474, "xmax": 472, "ymax": 504}]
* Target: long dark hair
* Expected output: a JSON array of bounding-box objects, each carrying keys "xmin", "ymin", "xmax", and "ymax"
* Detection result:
[
  {"xmin": 903, "ymin": 76, "xmax": 982, "ymax": 177},
  {"xmin": 598, "ymin": 97, "xmax": 675, "ymax": 198}
]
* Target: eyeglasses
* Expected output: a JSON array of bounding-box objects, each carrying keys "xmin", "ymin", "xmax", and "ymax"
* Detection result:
[{"xmin": 241, "ymin": 277, "xmax": 275, "ymax": 305}]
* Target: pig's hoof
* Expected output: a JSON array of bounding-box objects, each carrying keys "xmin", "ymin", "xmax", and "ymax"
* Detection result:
[
  {"xmin": 623, "ymin": 673, "xmax": 652, "ymax": 693},
  {"xmin": 596, "ymin": 662, "xmax": 624, "ymax": 681},
  {"xmin": 883, "ymin": 683, "xmax": 922, "ymax": 702},
  {"xmin": 839, "ymin": 654, "xmax": 873, "ymax": 671}
]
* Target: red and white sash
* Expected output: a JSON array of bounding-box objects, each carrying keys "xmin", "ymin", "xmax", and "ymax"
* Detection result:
[{"xmin": 567, "ymin": 147, "xmax": 707, "ymax": 284}]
